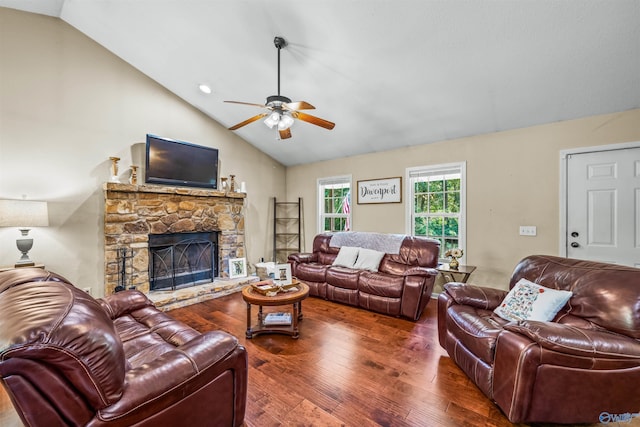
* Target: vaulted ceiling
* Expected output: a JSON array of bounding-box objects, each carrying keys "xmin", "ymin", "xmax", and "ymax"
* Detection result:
[{"xmin": 2, "ymin": 0, "xmax": 639, "ymax": 166}]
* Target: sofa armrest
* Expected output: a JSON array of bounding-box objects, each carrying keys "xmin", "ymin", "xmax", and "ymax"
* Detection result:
[
  {"xmin": 98, "ymin": 331, "xmax": 247, "ymax": 422},
  {"xmin": 504, "ymin": 321, "xmax": 640, "ymax": 359},
  {"xmin": 443, "ymin": 283, "xmax": 507, "ymax": 311},
  {"xmin": 288, "ymin": 252, "xmax": 317, "ymax": 263},
  {"xmin": 402, "ymin": 266, "xmax": 439, "ymax": 277},
  {"xmin": 97, "ymin": 290, "xmax": 154, "ymax": 319}
]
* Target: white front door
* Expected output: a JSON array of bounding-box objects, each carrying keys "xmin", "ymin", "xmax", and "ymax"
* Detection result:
[{"xmin": 566, "ymin": 146, "xmax": 640, "ymax": 267}]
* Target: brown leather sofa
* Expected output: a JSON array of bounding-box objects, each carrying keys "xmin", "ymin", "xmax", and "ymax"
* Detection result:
[
  {"xmin": 0, "ymin": 268, "xmax": 247, "ymax": 427},
  {"xmin": 288, "ymin": 232, "xmax": 440, "ymax": 320},
  {"xmin": 438, "ymin": 255, "xmax": 640, "ymax": 424}
]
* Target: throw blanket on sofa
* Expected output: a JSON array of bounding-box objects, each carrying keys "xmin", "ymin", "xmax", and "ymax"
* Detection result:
[{"xmin": 329, "ymin": 232, "xmax": 405, "ymax": 254}]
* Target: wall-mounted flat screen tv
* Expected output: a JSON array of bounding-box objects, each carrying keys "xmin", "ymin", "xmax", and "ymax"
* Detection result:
[{"xmin": 145, "ymin": 134, "xmax": 218, "ymax": 189}]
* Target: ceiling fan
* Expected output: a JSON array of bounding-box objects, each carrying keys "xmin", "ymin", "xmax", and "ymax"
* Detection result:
[{"xmin": 225, "ymin": 36, "xmax": 335, "ymax": 140}]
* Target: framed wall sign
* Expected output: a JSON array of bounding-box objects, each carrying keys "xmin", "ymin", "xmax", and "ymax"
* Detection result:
[{"xmin": 357, "ymin": 177, "xmax": 402, "ymax": 204}]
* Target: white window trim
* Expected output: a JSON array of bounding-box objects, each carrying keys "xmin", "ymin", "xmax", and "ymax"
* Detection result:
[
  {"xmin": 405, "ymin": 162, "xmax": 466, "ymax": 260},
  {"xmin": 317, "ymin": 174, "xmax": 352, "ymax": 234}
]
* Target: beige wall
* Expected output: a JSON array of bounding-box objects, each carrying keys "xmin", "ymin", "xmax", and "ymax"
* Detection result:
[
  {"xmin": 0, "ymin": 8, "xmax": 285, "ymax": 295},
  {"xmin": 287, "ymin": 109, "xmax": 640, "ymax": 290}
]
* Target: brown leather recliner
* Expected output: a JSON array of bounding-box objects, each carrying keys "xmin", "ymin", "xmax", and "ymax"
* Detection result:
[
  {"xmin": 438, "ymin": 255, "xmax": 640, "ymax": 424},
  {"xmin": 0, "ymin": 268, "xmax": 247, "ymax": 427}
]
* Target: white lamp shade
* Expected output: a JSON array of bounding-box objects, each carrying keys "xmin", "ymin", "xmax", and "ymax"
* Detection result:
[{"xmin": 0, "ymin": 200, "xmax": 49, "ymax": 227}]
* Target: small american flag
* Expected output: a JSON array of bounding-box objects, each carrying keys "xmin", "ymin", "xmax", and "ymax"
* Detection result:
[{"xmin": 341, "ymin": 192, "xmax": 351, "ymax": 231}]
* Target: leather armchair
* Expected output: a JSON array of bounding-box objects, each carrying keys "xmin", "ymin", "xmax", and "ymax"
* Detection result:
[
  {"xmin": 0, "ymin": 268, "xmax": 247, "ymax": 427},
  {"xmin": 438, "ymin": 255, "xmax": 640, "ymax": 424}
]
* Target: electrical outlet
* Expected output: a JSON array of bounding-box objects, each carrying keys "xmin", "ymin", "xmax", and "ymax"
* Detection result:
[
  {"xmin": 83, "ymin": 287, "xmax": 92, "ymax": 295},
  {"xmin": 519, "ymin": 226, "xmax": 537, "ymax": 236}
]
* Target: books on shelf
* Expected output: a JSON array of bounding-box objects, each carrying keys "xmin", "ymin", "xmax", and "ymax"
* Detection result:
[{"xmin": 263, "ymin": 312, "xmax": 292, "ymax": 326}]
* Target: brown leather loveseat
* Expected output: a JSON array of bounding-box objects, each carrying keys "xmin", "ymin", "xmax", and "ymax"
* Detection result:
[
  {"xmin": 0, "ymin": 268, "xmax": 247, "ymax": 427},
  {"xmin": 438, "ymin": 255, "xmax": 640, "ymax": 424},
  {"xmin": 289, "ymin": 232, "xmax": 440, "ymax": 320}
]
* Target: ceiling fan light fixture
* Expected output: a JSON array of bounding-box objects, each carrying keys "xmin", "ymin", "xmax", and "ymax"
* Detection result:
[
  {"xmin": 264, "ymin": 112, "xmax": 280, "ymax": 129},
  {"xmin": 278, "ymin": 114, "xmax": 294, "ymax": 130}
]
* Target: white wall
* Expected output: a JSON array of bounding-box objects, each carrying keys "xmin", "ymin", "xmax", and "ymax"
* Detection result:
[
  {"xmin": 287, "ymin": 109, "xmax": 640, "ymax": 290},
  {"xmin": 0, "ymin": 8, "xmax": 286, "ymax": 295}
]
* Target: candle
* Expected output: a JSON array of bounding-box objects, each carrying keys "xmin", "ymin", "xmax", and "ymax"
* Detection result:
[{"xmin": 240, "ymin": 182, "xmax": 247, "ymax": 193}]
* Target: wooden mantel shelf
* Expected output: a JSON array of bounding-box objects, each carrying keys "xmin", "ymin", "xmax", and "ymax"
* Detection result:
[{"xmin": 103, "ymin": 182, "xmax": 246, "ymax": 199}]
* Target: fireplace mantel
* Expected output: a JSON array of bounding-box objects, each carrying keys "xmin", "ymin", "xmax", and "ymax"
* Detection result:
[
  {"xmin": 103, "ymin": 182, "xmax": 246, "ymax": 296},
  {"xmin": 104, "ymin": 182, "xmax": 247, "ymax": 199}
]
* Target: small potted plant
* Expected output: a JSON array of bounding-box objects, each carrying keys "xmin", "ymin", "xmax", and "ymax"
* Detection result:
[{"xmin": 445, "ymin": 248, "xmax": 464, "ymax": 270}]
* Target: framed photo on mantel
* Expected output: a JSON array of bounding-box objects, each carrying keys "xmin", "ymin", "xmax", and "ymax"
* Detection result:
[
  {"xmin": 357, "ymin": 177, "xmax": 402, "ymax": 204},
  {"xmin": 229, "ymin": 257, "xmax": 247, "ymax": 278}
]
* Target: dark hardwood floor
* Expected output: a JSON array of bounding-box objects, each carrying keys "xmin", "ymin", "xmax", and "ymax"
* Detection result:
[{"xmin": 1, "ymin": 292, "xmax": 613, "ymax": 426}]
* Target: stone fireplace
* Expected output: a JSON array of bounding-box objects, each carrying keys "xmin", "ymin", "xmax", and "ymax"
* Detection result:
[{"xmin": 103, "ymin": 182, "xmax": 253, "ymax": 308}]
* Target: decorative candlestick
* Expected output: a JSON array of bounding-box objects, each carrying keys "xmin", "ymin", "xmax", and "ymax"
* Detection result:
[
  {"xmin": 229, "ymin": 175, "xmax": 236, "ymax": 192},
  {"xmin": 129, "ymin": 165, "xmax": 139, "ymax": 185},
  {"xmin": 109, "ymin": 157, "xmax": 120, "ymax": 183}
]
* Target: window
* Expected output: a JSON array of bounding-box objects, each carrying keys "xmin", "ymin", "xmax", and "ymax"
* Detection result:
[
  {"xmin": 318, "ymin": 175, "xmax": 351, "ymax": 233},
  {"xmin": 406, "ymin": 163, "xmax": 465, "ymax": 259}
]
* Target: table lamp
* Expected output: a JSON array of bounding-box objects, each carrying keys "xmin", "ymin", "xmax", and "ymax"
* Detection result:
[{"xmin": 0, "ymin": 199, "xmax": 49, "ymax": 267}]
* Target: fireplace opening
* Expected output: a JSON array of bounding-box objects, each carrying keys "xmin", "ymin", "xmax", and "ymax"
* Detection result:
[{"xmin": 149, "ymin": 232, "xmax": 218, "ymax": 291}]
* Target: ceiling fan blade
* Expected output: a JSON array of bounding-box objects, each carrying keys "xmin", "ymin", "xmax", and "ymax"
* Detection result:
[
  {"xmin": 284, "ymin": 101, "xmax": 315, "ymax": 111},
  {"xmin": 224, "ymin": 100, "xmax": 267, "ymax": 108},
  {"xmin": 292, "ymin": 111, "xmax": 335, "ymax": 130},
  {"xmin": 228, "ymin": 112, "xmax": 268, "ymax": 130},
  {"xmin": 279, "ymin": 128, "xmax": 292, "ymax": 139}
]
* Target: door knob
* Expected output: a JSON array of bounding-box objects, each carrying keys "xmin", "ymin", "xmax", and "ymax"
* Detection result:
[
  {"xmin": 571, "ymin": 232, "xmax": 579, "ymax": 237},
  {"xmin": 570, "ymin": 242, "xmax": 579, "ymax": 248}
]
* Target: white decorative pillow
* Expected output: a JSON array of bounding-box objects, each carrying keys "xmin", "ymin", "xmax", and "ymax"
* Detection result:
[
  {"xmin": 332, "ymin": 246, "xmax": 360, "ymax": 268},
  {"xmin": 352, "ymin": 248, "xmax": 386, "ymax": 272},
  {"xmin": 494, "ymin": 278, "xmax": 573, "ymax": 322}
]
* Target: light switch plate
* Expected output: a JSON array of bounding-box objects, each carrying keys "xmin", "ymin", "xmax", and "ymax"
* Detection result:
[{"xmin": 519, "ymin": 226, "xmax": 537, "ymax": 236}]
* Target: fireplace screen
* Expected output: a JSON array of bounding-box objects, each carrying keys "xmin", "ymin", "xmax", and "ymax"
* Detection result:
[{"xmin": 149, "ymin": 232, "xmax": 218, "ymax": 291}]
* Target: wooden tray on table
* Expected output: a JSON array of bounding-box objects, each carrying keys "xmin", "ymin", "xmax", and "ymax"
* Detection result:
[{"xmin": 251, "ymin": 278, "xmax": 300, "ymax": 295}]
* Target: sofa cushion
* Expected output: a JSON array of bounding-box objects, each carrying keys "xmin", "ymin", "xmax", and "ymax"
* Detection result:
[
  {"xmin": 359, "ymin": 271, "xmax": 404, "ymax": 298},
  {"xmin": 332, "ymin": 246, "xmax": 360, "ymax": 268},
  {"xmin": 494, "ymin": 278, "xmax": 572, "ymax": 322},
  {"xmin": 295, "ymin": 262, "xmax": 327, "ymax": 283},
  {"xmin": 353, "ymin": 248, "xmax": 386, "ymax": 272},
  {"xmin": 326, "ymin": 266, "xmax": 361, "ymax": 290}
]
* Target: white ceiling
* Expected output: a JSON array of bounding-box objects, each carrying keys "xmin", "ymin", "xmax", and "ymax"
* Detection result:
[{"xmin": 2, "ymin": 0, "xmax": 639, "ymax": 166}]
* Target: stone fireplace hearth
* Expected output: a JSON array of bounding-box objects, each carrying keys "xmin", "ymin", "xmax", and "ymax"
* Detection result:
[{"xmin": 103, "ymin": 182, "xmax": 254, "ymax": 309}]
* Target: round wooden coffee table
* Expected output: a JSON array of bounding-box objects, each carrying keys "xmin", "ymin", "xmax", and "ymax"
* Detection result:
[{"xmin": 241, "ymin": 281, "xmax": 309, "ymax": 339}]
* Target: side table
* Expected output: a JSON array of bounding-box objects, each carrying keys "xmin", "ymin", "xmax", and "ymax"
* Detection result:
[
  {"xmin": 241, "ymin": 281, "xmax": 309, "ymax": 339},
  {"xmin": 437, "ymin": 263, "xmax": 476, "ymax": 284}
]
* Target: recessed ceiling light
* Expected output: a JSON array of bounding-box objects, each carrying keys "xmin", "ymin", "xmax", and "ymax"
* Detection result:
[{"xmin": 198, "ymin": 84, "xmax": 212, "ymax": 94}]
